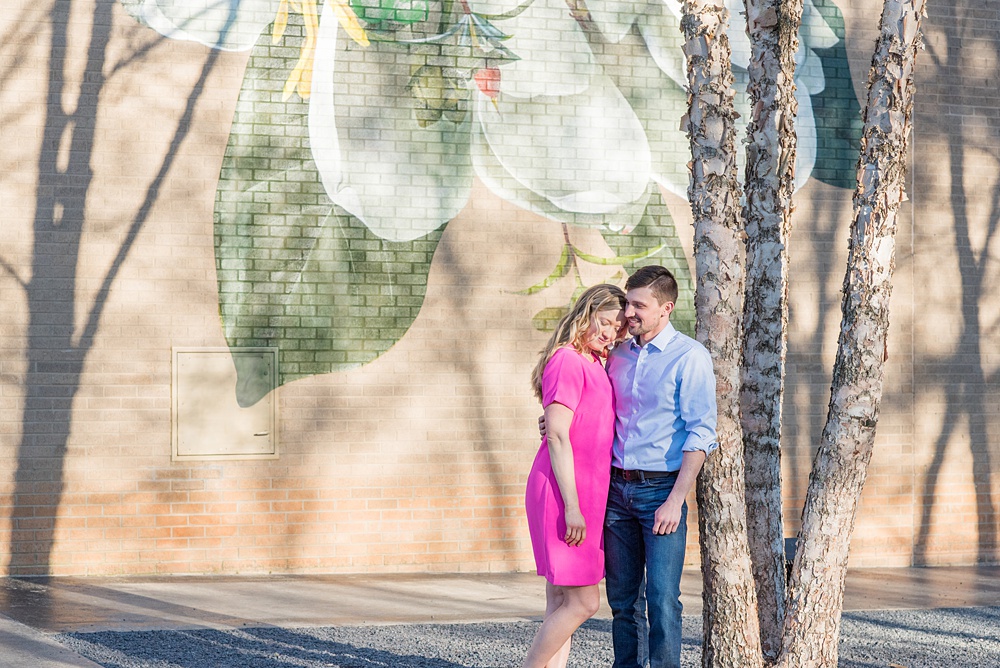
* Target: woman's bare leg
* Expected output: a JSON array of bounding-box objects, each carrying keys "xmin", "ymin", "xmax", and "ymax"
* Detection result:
[
  {"xmin": 522, "ymin": 583, "xmax": 601, "ymax": 668},
  {"xmin": 543, "ymin": 583, "xmax": 571, "ymax": 668}
]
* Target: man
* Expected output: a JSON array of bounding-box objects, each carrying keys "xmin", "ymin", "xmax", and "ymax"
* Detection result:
[{"xmin": 602, "ymin": 264, "xmax": 718, "ymax": 668}]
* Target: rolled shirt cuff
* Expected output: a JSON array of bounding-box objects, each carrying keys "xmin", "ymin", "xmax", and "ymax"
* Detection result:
[{"xmin": 682, "ymin": 432, "xmax": 719, "ymax": 455}]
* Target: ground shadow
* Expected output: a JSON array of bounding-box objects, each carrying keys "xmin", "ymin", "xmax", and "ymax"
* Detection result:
[
  {"xmin": 62, "ymin": 627, "xmax": 473, "ymax": 668},
  {"xmin": 55, "ymin": 618, "xmax": 703, "ymax": 668}
]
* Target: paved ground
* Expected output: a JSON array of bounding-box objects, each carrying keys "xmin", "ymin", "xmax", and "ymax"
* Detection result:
[{"xmin": 1, "ymin": 566, "xmax": 999, "ymax": 667}]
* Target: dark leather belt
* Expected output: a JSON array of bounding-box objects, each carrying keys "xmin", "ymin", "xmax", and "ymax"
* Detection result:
[{"xmin": 612, "ymin": 466, "xmax": 677, "ymax": 482}]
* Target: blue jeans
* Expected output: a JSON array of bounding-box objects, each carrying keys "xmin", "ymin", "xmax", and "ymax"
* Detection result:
[{"xmin": 604, "ymin": 474, "xmax": 687, "ymax": 668}]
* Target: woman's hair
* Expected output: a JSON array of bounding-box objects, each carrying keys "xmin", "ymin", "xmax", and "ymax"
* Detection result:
[{"xmin": 530, "ymin": 284, "xmax": 627, "ymax": 402}]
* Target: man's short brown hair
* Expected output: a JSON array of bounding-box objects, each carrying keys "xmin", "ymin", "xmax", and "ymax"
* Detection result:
[{"xmin": 625, "ymin": 265, "xmax": 678, "ymax": 306}]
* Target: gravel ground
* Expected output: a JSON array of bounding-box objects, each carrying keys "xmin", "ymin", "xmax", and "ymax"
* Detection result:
[{"xmin": 55, "ymin": 607, "xmax": 1000, "ymax": 668}]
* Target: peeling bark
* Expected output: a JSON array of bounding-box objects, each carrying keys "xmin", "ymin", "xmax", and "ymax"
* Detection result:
[
  {"xmin": 739, "ymin": 0, "xmax": 803, "ymax": 659},
  {"xmin": 680, "ymin": 2, "xmax": 763, "ymax": 667},
  {"xmin": 776, "ymin": 2, "xmax": 926, "ymax": 667}
]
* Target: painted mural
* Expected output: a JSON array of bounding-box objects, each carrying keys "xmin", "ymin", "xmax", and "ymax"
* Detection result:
[{"xmin": 121, "ymin": 0, "xmax": 862, "ymax": 405}]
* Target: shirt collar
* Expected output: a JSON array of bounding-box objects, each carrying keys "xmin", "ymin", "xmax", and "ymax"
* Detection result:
[{"xmin": 629, "ymin": 321, "xmax": 677, "ymax": 352}]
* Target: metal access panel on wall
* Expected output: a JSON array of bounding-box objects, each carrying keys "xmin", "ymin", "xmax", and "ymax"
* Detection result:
[{"xmin": 172, "ymin": 347, "xmax": 278, "ymax": 461}]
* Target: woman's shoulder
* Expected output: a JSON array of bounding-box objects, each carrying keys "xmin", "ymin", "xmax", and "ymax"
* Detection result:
[
  {"xmin": 544, "ymin": 346, "xmax": 588, "ymax": 375},
  {"xmin": 549, "ymin": 346, "xmax": 593, "ymax": 365}
]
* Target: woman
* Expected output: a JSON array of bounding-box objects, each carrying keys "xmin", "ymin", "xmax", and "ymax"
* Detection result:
[{"xmin": 523, "ymin": 284, "xmax": 627, "ymax": 668}]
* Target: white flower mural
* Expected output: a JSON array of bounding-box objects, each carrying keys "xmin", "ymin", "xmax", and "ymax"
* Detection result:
[
  {"xmin": 122, "ymin": 0, "xmax": 862, "ymax": 402},
  {"xmin": 126, "ymin": 0, "xmax": 839, "ymax": 240}
]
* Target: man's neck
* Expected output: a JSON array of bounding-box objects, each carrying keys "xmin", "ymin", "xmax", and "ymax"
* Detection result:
[{"xmin": 638, "ymin": 321, "xmax": 671, "ymax": 346}]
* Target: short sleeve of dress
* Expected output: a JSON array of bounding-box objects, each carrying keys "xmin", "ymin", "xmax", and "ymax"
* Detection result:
[{"xmin": 541, "ymin": 348, "xmax": 586, "ymax": 413}]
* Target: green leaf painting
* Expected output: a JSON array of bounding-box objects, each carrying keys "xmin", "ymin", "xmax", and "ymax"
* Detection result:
[
  {"xmin": 215, "ymin": 14, "xmax": 440, "ymax": 406},
  {"xmin": 809, "ymin": 0, "xmax": 865, "ymax": 190}
]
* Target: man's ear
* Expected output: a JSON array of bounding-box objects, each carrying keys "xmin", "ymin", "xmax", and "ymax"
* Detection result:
[{"xmin": 663, "ymin": 300, "xmax": 675, "ymax": 318}]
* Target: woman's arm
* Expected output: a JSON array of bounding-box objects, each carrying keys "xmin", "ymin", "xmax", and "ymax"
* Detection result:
[{"xmin": 544, "ymin": 401, "xmax": 586, "ymax": 547}]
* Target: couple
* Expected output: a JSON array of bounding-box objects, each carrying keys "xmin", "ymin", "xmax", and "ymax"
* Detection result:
[{"xmin": 523, "ymin": 265, "xmax": 719, "ymax": 668}]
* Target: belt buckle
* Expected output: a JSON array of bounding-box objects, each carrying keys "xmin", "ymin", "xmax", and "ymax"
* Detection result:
[{"xmin": 624, "ymin": 469, "xmax": 644, "ymax": 482}]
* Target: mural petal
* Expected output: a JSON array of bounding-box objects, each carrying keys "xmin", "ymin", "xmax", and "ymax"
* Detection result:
[
  {"xmin": 472, "ymin": 0, "xmax": 598, "ymax": 97},
  {"xmin": 586, "ymin": 0, "xmax": 645, "ymax": 44},
  {"xmin": 474, "ymin": 75, "xmax": 651, "ymax": 219},
  {"xmin": 793, "ymin": 78, "xmax": 818, "ymax": 192},
  {"xmin": 803, "ymin": 0, "xmax": 840, "ymax": 51},
  {"xmin": 636, "ymin": 0, "xmax": 841, "ymax": 196},
  {"xmin": 309, "ymin": 2, "xmax": 474, "ymax": 242},
  {"xmin": 633, "ymin": 1, "xmax": 689, "ymax": 87},
  {"xmin": 466, "ymin": 0, "xmax": 525, "ymax": 12},
  {"xmin": 471, "ymin": 125, "xmax": 651, "ymax": 232},
  {"xmin": 120, "ymin": 0, "xmax": 277, "ymax": 50},
  {"xmin": 797, "ymin": 38, "xmax": 828, "ymax": 96},
  {"xmin": 724, "ymin": 0, "xmax": 751, "ymax": 71},
  {"xmin": 612, "ymin": 4, "xmax": 689, "ymax": 197}
]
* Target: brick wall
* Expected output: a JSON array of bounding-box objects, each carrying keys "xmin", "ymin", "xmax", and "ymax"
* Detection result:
[{"xmin": 0, "ymin": 0, "xmax": 997, "ymax": 576}]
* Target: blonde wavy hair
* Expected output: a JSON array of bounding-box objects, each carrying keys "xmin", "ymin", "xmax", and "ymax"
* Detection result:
[{"xmin": 530, "ymin": 284, "xmax": 627, "ymax": 402}]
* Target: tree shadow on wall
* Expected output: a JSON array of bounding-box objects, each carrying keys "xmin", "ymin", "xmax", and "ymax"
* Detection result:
[
  {"xmin": 912, "ymin": 1, "xmax": 1000, "ymax": 565},
  {"xmin": 0, "ymin": 0, "xmax": 229, "ymax": 575},
  {"xmin": 784, "ymin": 184, "xmax": 848, "ymax": 509}
]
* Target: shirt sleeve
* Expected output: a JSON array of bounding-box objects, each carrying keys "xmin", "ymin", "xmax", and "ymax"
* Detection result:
[
  {"xmin": 541, "ymin": 348, "xmax": 585, "ymax": 413},
  {"xmin": 678, "ymin": 346, "xmax": 719, "ymax": 454}
]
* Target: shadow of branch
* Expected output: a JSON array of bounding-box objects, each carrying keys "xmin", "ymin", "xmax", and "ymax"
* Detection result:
[{"xmin": 6, "ymin": 0, "xmax": 232, "ymax": 576}]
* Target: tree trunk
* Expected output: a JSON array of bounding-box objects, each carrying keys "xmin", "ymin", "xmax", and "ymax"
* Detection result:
[
  {"xmin": 680, "ymin": 2, "xmax": 763, "ymax": 666},
  {"xmin": 776, "ymin": 1, "xmax": 926, "ymax": 666},
  {"xmin": 739, "ymin": 0, "xmax": 803, "ymax": 659}
]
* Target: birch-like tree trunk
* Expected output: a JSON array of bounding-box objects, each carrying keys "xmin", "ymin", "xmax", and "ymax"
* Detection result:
[
  {"xmin": 739, "ymin": 0, "xmax": 803, "ymax": 659},
  {"xmin": 776, "ymin": 2, "xmax": 926, "ymax": 666},
  {"xmin": 680, "ymin": 3, "xmax": 763, "ymax": 666}
]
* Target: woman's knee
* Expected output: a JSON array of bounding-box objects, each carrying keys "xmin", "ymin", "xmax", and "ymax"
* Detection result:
[
  {"xmin": 582, "ymin": 590, "xmax": 601, "ymax": 618},
  {"xmin": 566, "ymin": 586, "xmax": 601, "ymax": 619}
]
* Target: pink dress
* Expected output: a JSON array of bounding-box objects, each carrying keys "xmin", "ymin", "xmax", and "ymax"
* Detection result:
[{"xmin": 525, "ymin": 346, "xmax": 615, "ymax": 586}]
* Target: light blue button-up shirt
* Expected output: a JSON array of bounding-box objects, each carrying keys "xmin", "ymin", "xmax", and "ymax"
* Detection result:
[{"xmin": 606, "ymin": 322, "xmax": 719, "ymax": 471}]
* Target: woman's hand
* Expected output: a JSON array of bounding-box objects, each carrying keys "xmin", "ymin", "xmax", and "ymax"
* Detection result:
[{"xmin": 564, "ymin": 507, "xmax": 586, "ymax": 546}]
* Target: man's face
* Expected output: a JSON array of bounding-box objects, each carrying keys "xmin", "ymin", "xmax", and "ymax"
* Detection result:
[{"xmin": 625, "ymin": 285, "xmax": 674, "ymax": 343}]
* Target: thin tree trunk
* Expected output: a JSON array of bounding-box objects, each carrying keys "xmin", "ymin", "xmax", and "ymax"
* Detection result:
[
  {"xmin": 680, "ymin": 2, "xmax": 763, "ymax": 666},
  {"xmin": 776, "ymin": 1, "xmax": 926, "ymax": 666},
  {"xmin": 740, "ymin": 0, "xmax": 803, "ymax": 659}
]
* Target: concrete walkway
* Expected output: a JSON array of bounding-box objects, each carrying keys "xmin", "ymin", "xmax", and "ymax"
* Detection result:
[{"xmin": 2, "ymin": 566, "xmax": 1000, "ymax": 667}]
